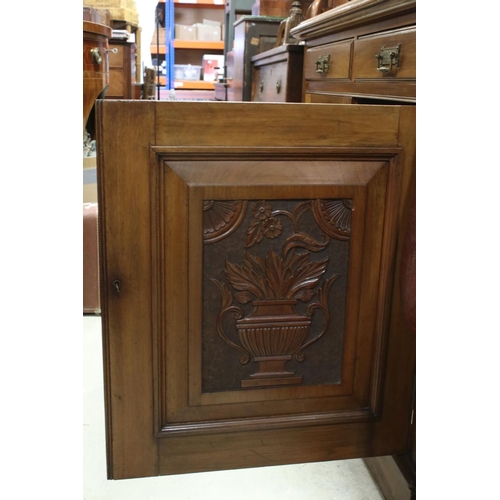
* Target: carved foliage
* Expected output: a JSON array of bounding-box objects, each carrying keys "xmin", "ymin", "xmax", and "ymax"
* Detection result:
[{"xmin": 211, "ymin": 200, "xmax": 342, "ymax": 388}]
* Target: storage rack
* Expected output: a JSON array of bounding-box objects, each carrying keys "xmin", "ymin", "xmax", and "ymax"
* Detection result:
[{"xmin": 152, "ymin": 0, "xmax": 225, "ymax": 91}]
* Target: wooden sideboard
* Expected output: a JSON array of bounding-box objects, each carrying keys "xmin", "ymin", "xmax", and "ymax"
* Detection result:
[{"xmin": 291, "ymin": 0, "xmax": 416, "ymax": 104}]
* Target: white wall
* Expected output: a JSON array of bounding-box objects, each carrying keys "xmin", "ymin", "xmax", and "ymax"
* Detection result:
[{"xmin": 135, "ymin": 0, "xmax": 160, "ymax": 69}]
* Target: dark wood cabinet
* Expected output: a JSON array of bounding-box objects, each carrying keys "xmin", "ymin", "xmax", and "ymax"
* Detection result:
[
  {"xmin": 228, "ymin": 16, "xmax": 283, "ymax": 101},
  {"xmin": 251, "ymin": 43, "xmax": 304, "ymax": 102},
  {"xmin": 105, "ymin": 39, "xmax": 137, "ymax": 99}
]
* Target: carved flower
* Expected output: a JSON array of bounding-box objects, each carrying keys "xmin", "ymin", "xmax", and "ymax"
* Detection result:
[
  {"xmin": 252, "ymin": 201, "xmax": 272, "ymax": 220},
  {"xmin": 225, "ymin": 232, "xmax": 330, "ymax": 302},
  {"xmin": 262, "ymin": 217, "xmax": 282, "ymax": 239}
]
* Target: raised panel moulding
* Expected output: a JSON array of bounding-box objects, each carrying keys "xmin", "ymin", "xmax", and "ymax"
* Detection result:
[{"xmin": 151, "ymin": 153, "xmax": 398, "ymax": 437}]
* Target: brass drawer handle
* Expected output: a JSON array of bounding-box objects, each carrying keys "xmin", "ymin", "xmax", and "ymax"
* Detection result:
[
  {"xmin": 90, "ymin": 47, "xmax": 103, "ymax": 65},
  {"xmin": 375, "ymin": 44, "xmax": 401, "ymax": 73},
  {"xmin": 259, "ymin": 81, "xmax": 264, "ymax": 92},
  {"xmin": 276, "ymin": 80, "xmax": 281, "ymax": 94},
  {"xmin": 315, "ymin": 54, "xmax": 330, "ymax": 74}
]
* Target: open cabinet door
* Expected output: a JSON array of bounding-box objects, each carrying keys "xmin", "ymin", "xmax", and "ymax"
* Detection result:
[{"xmin": 96, "ymin": 100, "xmax": 415, "ymax": 480}]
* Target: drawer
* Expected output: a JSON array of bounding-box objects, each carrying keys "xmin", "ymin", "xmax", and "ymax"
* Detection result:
[
  {"xmin": 353, "ymin": 26, "xmax": 416, "ymax": 80},
  {"xmin": 304, "ymin": 40, "xmax": 352, "ymax": 80},
  {"xmin": 253, "ymin": 62, "xmax": 289, "ymax": 103}
]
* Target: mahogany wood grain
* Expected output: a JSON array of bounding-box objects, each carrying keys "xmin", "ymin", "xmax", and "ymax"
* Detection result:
[
  {"xmin": 83, "ymin": 21, "xmax": 111, "ymax": 131},
  {"xmin": 96, "ymin": 101, "xmax": 158, "ymax": 479},
  {"xmin": 96, "ymin": 100, "xmax": 415, "ymax": 479}
]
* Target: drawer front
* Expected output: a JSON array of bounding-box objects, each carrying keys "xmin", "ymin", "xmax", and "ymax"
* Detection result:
[
  {"xmin": 253, "ymin": 62, "xmax": 289, "ymax": 103},
  {"xmin": 353, "ymin": 26, "xmax": 415, "ymax": 80},
  {"xmin": 304, "ymin": 40, "xmax": 352, "ymax": 81}
]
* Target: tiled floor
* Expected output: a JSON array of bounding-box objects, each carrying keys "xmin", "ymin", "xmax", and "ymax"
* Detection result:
[{"xmin": 83, "ymin": 315, "xmax": 385, "ymax": 500}]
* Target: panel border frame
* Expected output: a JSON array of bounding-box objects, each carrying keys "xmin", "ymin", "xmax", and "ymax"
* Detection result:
[{"xmin": 150, "ymin": 147, "xmax": 403, "ymax": 437}]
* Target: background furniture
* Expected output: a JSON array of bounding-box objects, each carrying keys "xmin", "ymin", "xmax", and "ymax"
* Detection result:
[
  {"xmin": 292, "ymin": 0, "xmax": 415, "ymax": 105},
  {"xmin": 83, "ymin": 20, "xmax": 111, "ymax": 132},
  {"xmin": 228, "ymin": 15, "xmax": 283, "ymax": 101},
  {"xmin": 251, "ymin": 43, "xmax": 304, "ymax": 102},
  {"xmin": 84, "ymin": 0, "xmax": 142, "ymax": 85},
  {"xmin": 292, "ymin": 1, "xmax": 416, "ymax": 496},
  {"xmin": 83, "ymin": 18, "xmax": 110, "ymax": 315},
  {"xmin": 105, "ymin": 39, "xmax": 137, "ymax": 99},
  {"xmin": 224, "ymin": 0, "xmax": 254, "ymax": 60}
]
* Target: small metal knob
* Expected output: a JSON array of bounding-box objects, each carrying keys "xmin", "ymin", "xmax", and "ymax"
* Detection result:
[
  {"xmin": 91, "ymin": 47, "xmax": 103, "ymax": 65},
  {"xmin": 276, "ymin": 80, "xmax": 281, "ymax": 94},
  {"xmin": 259, "ymin": 81, "xmax": 264, "ymax": 93}
]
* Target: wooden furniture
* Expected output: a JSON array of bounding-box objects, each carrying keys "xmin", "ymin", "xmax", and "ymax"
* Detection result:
[
  {"xmin": 84, "ymin": 1, "xmax": 142, "ymax": 85},
  {"xmin": 95, "ymin": 97, "xmax": 415, "ymax": 479},
  {"xmin": 291, "ymin": 0, "xmax": 416, "ymax": 104},
  {"xmin": 224, "ymin": 0, "xmax": 254, "ymax": 58},
  {"xmin": 214, "ymin": 82, "xmax": 227, "ymax": 100},
  {"xmin": 291, "ymin": 0, "xmax": 416, "ymax": 496},
  {"xmin": 83, "ymin": 20, "xmax": 111, "ymax": 131},
  {"xmin": 105, "ymin": 39, "xmax": 137, "ymax": 99},
  {"xmin": 228, "ymin": 15, "xmax": 284, "ymax": 101},
  {"xmin": 251, "ymin": 43, "xmax": 304, "ymax": 102}
]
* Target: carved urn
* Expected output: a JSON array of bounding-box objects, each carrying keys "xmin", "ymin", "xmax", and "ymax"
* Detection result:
[{"xmin": 237, "ymin": 299, "xmax": 312, "ymax": 387}]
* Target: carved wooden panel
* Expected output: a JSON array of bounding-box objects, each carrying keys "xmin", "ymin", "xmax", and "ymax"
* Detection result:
[
  {"xmin": 153, "ymin": 155, "xmax": 391, "ymax": 436},
  {"xmin": 204, "ymin": 198, "xmax": 349, "ymax": 392},
  {"xmin": 97, "ymin": 101, "xmax": 415, "ymax": 479}
]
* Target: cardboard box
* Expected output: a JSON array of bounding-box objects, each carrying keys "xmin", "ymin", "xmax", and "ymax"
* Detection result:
[
  {"xmin": 203, "ymin": 19, "xmax": 221, "ymax": 27},
  {"xmin": 84, "ymin": 0, "xmax": 135, "ymax": 9},
  {"xmin": 175, "ymin": 24, "xmax": 196, "ymax": 41},
  {"xmin": 84, "ymin": 0, "xmax": 138, "ymax": 24},
  {"xmin": 195, "ymin": 23, "xmax": 221, "ymax": 42},
  {"xmin": 151, "ymin": 27, "xmax": 166, "ymax": 44}
]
